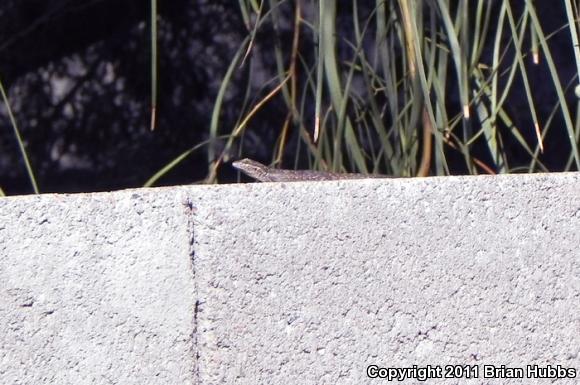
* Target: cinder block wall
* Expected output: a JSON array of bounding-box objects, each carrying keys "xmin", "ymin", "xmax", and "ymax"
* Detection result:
[{"xmin": 1, "ymin": 173, "xmax": 579, "ymax": 384}]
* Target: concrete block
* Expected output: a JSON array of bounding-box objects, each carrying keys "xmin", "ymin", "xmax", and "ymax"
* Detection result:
[
  {"xmin": 1, "ymin": 189, "xmax": 196, "ymax": 384},
  {"xmin": 192, "ymin": 174, "xmax": 580, "ymax": 384},
  {"xmin": 1, "ymin": 173, "xmax": 579, "ymax": 384}
]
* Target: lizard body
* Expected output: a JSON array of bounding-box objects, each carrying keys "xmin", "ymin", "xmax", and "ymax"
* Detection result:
[{"xmin": 232, "ymin": 158, "xmax": 391, "ymax": 182}]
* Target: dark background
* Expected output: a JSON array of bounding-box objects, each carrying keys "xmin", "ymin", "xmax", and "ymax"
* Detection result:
[{"xmin": 0, "ymin": 1, "xmax": 576, "ymax": 195}]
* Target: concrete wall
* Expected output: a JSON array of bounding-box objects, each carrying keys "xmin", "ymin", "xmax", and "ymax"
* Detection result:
[{"xmin": 1, "ymin": 173, "xmax": 579, "ymax": 384}]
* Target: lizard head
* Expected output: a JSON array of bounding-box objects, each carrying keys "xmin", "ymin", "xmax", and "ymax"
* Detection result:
[{"xmin": 232, "ymin": 158, "xmax": 269, "ymax": 181}]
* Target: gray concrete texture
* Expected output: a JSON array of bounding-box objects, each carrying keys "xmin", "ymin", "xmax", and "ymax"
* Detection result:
[{"xmin": 0, "ymin": 173, "xmax": 579, "ymax": 384}]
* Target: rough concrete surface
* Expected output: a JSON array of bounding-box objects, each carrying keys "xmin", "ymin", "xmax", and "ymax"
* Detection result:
[
  {"xmin": 1, "ymin": 173, "xmax": 579, "ymax": 384},
  {"xmin": 0, "ymin": 188, "xmax": 197, "ymax": 384}
]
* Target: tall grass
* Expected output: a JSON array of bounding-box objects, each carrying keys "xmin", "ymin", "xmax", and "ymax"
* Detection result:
[
  {"xmin": 206, "ymin": 0, "xmax": 580, "ymax": 180},
  {"xmin": 0, "ymin": 75, "xmax": 39, "ymax": 194},
  {"xmin": 4, "ymin": 1, "xmax": 579, "ymax": 191}
]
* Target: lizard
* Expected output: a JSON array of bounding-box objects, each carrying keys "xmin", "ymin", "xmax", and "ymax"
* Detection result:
[{"xmin": 232, "ymin": 158, "xmax": 393, "ymax": 182}]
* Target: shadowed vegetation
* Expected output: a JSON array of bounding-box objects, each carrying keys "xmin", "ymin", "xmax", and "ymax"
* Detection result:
[{"xmin": 1, "ymin": 1, "xmax": 578, "ymax": 194}]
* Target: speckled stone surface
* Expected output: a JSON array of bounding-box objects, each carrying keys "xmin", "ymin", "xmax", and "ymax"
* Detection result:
[{"xmin": 1, "ymin": 173, "xmax": 579, "ymax": 384}]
